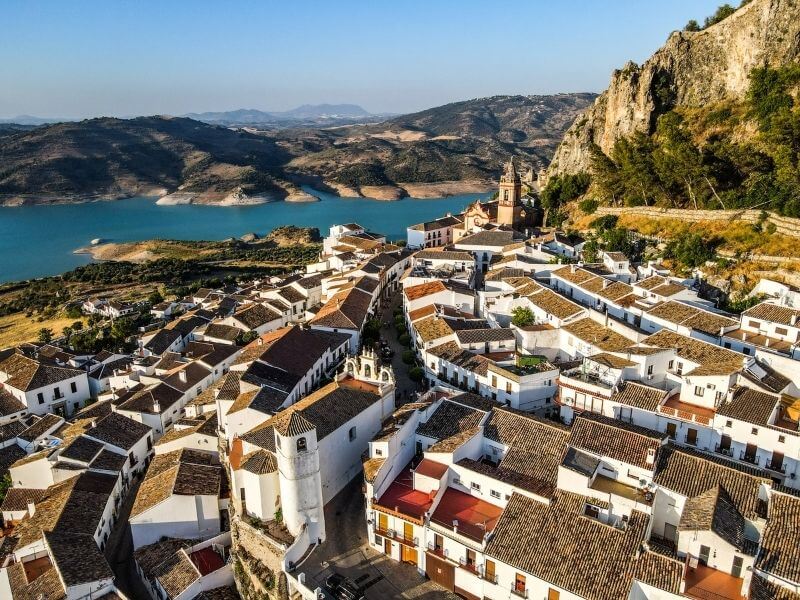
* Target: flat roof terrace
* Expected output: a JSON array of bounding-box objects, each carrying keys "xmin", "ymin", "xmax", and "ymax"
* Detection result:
[
  {"xmin": 374, "ymin": 467, "xmax": 434, "ymax": 524},
  {"xmin": 430, "ymin": 487, "xmax": 502, "ymax": 543}
]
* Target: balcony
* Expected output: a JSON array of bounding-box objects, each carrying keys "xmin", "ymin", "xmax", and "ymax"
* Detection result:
[
  {"xmin": 425, "ymin": 542, "xmax": 450, "ymax": 560},
  {"xmin": 738, "ymin": 451, "xmax": 760, "ymax": 466},
  {"xmin": 374, "ymin": 527, "xmax": 418, "ymax": 547},
  {"xmin": 714, "ymin": 444, "xmax": 734, "ymax": 458},
  {"xmin": 765, "ymin": 459, "xmax": 786, "ymax": 475},
  {"xmin": 458, "ymin": 557, "xmax": 479, "ymax": 574},
  {"xmin": 510, "ymin": 586, "xmax": 529, "ymax": 598},
  {"xmin": 559, "ymin": 369, "xmax": 615, "ymax": 395}
]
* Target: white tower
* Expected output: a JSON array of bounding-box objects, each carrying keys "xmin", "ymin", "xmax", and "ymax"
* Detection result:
[{"xmin": 274, "ymin": 413, "xmax": 326, "ymax": 544}]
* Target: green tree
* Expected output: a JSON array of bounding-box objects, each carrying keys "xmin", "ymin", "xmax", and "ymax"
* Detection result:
[
  {"xmin": 401, "ymin": 350, "xmax": 416, "ymax": 365},
  {"xmin": 684, "ymin": 19, "xmax": 700, "ymax": 32},
  {"xmin": 148, "ymin": 289, "xmax": 164, "ymax": 305},
  {"xmin": 72, "ymin": 320, "xmax": 83, "ymax": 331},
  {"xmin": 237, "ymin": 330, "xmax": 259, "ymax": 346},
  {"xmin": 704, "ymin": 4, "xmax": 736, "ymax": 28},
  {"xmin": 38, "ymin": 327, "xmax": 53, "ymax": 343},
  {"xmin": 511, "ymin": 306, "xmax": 536, "ymax": 327},
  {"xmin": 408, "ymin": 366, "xmax": 424, "ymax": 383},
  {"xmin": 0, "ymin": 474, "xmax": 11, "ymax": 504},
  {"xmin": 664, "ymin": 232, "xmax": 719, "ymax": 269}
]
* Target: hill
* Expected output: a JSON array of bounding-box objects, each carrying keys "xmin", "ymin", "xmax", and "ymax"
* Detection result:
[
  {"xmin": 0, "ymin": 94, "xmax": 595, "ymax": 205},
  {"xmin": 279, "ymin": 93, "xmax": 596, "ymax": 198},
  {"xmin": 544, "ymin": 0, "xmax": 800, "ymax": 219},
  {"xmin": 0, "ymin": 116, "xmax": 302, "ymax": 206},
  {"xmin": 183, "ymin": 103, "xmax": 386, "ymax": 128}
]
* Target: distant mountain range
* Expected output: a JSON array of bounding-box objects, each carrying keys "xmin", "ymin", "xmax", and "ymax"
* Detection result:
[
  {"xmin": 0, "ymin": 94, "xmax": 595, "ymax": 205},
  {"xmin": 183, "ymin": 104, "xmax": 393, "ymax": 127}
]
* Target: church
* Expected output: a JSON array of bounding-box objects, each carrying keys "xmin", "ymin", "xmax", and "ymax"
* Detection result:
[{"xmin": 452, "ymin": 157, "xmax": 538, "ymax": 243}]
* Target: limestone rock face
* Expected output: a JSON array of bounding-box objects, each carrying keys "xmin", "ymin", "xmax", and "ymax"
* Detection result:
[{"xmin": 546, "ymin": 0, "xmax": 800, "ymax": 179}]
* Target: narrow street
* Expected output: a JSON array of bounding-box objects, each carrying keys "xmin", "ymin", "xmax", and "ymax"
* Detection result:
[
  {"xmin": 378, "ymin": 289, "xmax": 421, "ymax": 405},
  {"xmin": 104, "ymin": 478, "xmax": 152, "ymax": 599}
]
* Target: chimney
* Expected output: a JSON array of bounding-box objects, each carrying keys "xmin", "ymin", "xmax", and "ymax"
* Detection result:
[
  {"xmin": 153, "ymin": 400, "xmax": 161, "ymax": 413},
  {"xmin": 27, "ymin": 500, "xmax": 36, "ymax": 517},
  {"xmin": 570, "ymin": 264, "xmax": 577, "ymax": 273},
  {"xmin": 602, "ymin": 279, "xmax": 610, "ymax": 289},
  {"xmin": 214, "ymin": 388, "xmax": 220, "ymax": 399},
  {"xmin": 792, "ymin": 314, "xmax": 798, "ymax": 327},
  {"xmin": 91, "ymin": 419, "xmax": 97, "ymax": 429},
  {"xmin": 179, "ymin": 370, "xmax": 187, "ymax": 383}
]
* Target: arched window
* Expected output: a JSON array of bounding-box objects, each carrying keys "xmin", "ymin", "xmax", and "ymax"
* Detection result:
[
  {"xmin": 364, "ymin": 363, "xmax": 371, "ymax": 378},
  {"xmin": 297, "ymin": 437, "xmax": 307, "ymax": 453},
  {"xmin": 503, "ymin": 190, "xmax": 509, "ymax": 202}
]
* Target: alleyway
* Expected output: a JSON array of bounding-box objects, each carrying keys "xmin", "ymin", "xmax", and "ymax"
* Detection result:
[{"xmin": 379, "ymin": 289, "xmax": 422, "ymax": 405}]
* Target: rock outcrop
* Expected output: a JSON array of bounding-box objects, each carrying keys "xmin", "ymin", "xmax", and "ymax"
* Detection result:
[{"xmin": 546, "ymin": 0, "xmax": 800, "ymax": 180}]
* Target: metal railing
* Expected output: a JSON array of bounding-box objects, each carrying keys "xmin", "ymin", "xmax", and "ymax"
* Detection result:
[{"xmin": 510, "ymin": 586, "xmax": 528, "ymax": 598}]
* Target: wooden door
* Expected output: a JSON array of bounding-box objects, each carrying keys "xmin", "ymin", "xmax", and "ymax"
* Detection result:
[
  {"xmin": 384, "ymin": 539, "xmax": 393, "ymax": 556},
  {"xmin": 401, "ymin": 545, "xmax": 417, "ymax": 565},
  {"xmin": 403, "ymin": 522, "xmax": 414, "ymax": 543},
  {"xmin": 686, "ymin": 428, "xmax": 697, "ymax": 446},
  {"xmin": 745, "ymin": 443, "xmax": 757, "ymax": 462},
  {"xmin": 666, "ymin": 422, "xmax": 677, "ymax": 440},
  {"xmin": 770, "ymin": 451, "xmax": 784, "ymax": 472},
  {"xmin": 426, "ymin": 552, "xmax": 455, "ymax": 591},
  {"xmin": 484, "ymin": 559, "xmax": 496, "ymax": 582},
  {"xmin": 378, "ymin": 513, "xmax": 388, "ymax": 533},
  {"xmin": 548, "ymin": 589, "xmax": 561, "ymax": 600}
]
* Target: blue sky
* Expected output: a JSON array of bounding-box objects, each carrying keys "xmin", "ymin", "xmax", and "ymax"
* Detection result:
[{"xmin": 1, "ymin": 0, "xmax": 725, "ymax": 118}]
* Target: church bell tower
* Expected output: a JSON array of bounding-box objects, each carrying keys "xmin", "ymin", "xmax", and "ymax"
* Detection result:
[{"xmin": 497, "ymin": 157, "xmax": 523, "ymax": 228}]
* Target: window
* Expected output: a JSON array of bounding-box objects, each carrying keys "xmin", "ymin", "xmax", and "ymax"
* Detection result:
[
  {"xmin": 37, "ymin": 392, "xmax": 44, "ymax": 404},
  {"xmin": 375, "ymin": 448, "xmax": 383, "ymax": 456},
  {"xmin": 668, "ymin": 360, "xmax": 674, "ymax": 370},
  {"xmin": 584, "ymin": 504, "xmax": 600, "ymax": 519},
  {"xmin": 751, "ymin": 427, "xmax": 758, "ymax": 436},
  {"xmin": 743, "ymin": 347, "xmax": 751, "ymax": 355},
  {"xmin": 647, "ymin": 365, "xmax": 653, "ymax": 376},
  {"xmin": 471, "ymin": 482, "xmax": 481, "ymax": 492},
  {"xmin": 453, "ymin": 476, "xmax": 461, "ymax": 485},
  {"xmin": 349, "ymin": 426, "xmax": 357, "ymax": 442},
  {"xmin": 748, "ymin": 320, "xmax": 761, "ymax": 329},
  {"xmin": 490, "ymin": 489, "xmax": 500, "ymax": 499},
  {"xmin": 491, "ymin": 375, "xmax": 497, "ymax": 387},
  {"xmin": 297, "ymin": 437, "xmax": 307, "ymax": 453},
  {"xmin": 778, "ymin": 435, "xmax": 786, "ymax": 444},
  {"xmin": 515, "ymin": 573, "xmax": 526, "ymax": 593},
  {"xmin": 775, "ymin": 326, "xmax": 788, "ymax": 336},
  {"xmin": 53, "ymin": 387, "xmax": 63, "ymax": 399},
  {"xmin": 725, "ymin": 420, "xmax": 732, "ymax": 428},
  {"xmin": 70, "ymin": 382, "xmax": 77, "ymax": 393},
  {"xmin": 505, "ymin": 382, "xmax": 512, "ymax": 394},
  {"xmin": 694, "ymin": 386, "xmax": 704, "ymax": 397}
]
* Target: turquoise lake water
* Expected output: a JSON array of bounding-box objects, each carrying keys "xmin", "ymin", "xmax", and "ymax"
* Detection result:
[{"xmin": 0, "ymin": 187, "xmax": 487, "ymax": 282}]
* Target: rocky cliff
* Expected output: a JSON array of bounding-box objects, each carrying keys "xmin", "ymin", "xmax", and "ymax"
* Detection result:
[{"xmin": 546, "ymin": 0, "xmax": 800, "ymax": 179}]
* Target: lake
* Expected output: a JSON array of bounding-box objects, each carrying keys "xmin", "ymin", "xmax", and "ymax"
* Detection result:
[{"xmin": 0, "ymin": 187, "xmax": 487, "ymax": 283}]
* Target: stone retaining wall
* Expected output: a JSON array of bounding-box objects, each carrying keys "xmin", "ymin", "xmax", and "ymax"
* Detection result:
[{"xmin": 592, "ymin": 206, "xmax": 800, "ymax": 239}]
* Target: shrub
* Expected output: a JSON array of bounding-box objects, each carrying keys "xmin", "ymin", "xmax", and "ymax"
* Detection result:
[
  {"xmin": 578, "ymin": 197, "xmax": 599, "ymax": 214},
  {"xmin": 401, "ymin": 350, "xmax": 416, "ymax": 365},
  {"xmin": 398, "ymin": 333, "xmax": 411, "ymax": 347},
  {"xmin": 511, "ymin": 306, "xmax": 535, "ymax": 327},
  {"xmin": 408, "ymin": 366, "xmax": 424, "ymax": 382}
]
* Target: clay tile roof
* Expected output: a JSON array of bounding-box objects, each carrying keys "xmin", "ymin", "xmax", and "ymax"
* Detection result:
[
  {"xmin": 654, "ymin": 444, "xmax": 769, "ymax": 520},
  {"xmin": 242, "ymin": 381, "xmax": 380, "ymax": 447},
  {"xmin": 403, "ymin": 280, "xmax": 447, "ymax": 301},
  {"xmin": 586, "ymin": 352, "xmax": 635, "ymax": 369},
  {"xmin": 151, "ymin": 548, "xmax": 200, "ymax": 598},
  {"xmin": 717, "ymin": 387, "xmax": 779, "ymax": 427},
  {"xmin": 232, "ymin": 303, "xmax": 281, "ymax": 330},
  {"xmin": 636, "ymin": 275, "xmax": 667, "ymax": 290},
  {"xmin": 526, "ymin": 288, "xmax": 585, "ymax": 320},
  {"xmin": 311, "ymin": 285, "xmax": 372, "ymax": 329},
  {"xmin": 755, "ymin": 491, "xmax": 800, "ymax": 583},
  {"xmin": 743, "ymin": 302, "xmax": 800, "ymax": 326},
  {"xmin": 416, "ymin": 400, "xmax": 486, "ymax": 441},
  {"xmin": 362, "ymin": 457, "xmax": 385, "ymax": 483},
  {"xmin": 561, "ymin": 318, "xmax": 635, "ymax": 351},
  {"xmin": 45, "ymin": 531, "xmax": 114, "ymax": 587},
  {"xmin": 408, "ymin": 304, "xmax": 437, "ymax": 322},
  {"xmin": 678, "ymin": 484, "xmax": 747, "ymax": 550},
  {"xmin": 238, "ymin": 449, "xmax": 277, "ymax": 474},
  {"xmin": 18, "ymin": 413, "xmax": 63, "ymax": 442},
  {"xmin": 132, "ymin": 449, "xmax": 218, "ymax": 517},
  {"xmin": 5, "ymin": 559, "xmax": 66, "ymax": 600},
  {"xmin": 202, "ymin": 323, "xmax": 242, "ymax": 342},
  {"xmin": 485, "ymin": 491, "xmax": 653, "ymax": 600},
  {"xmin": 427, "ymin": 341, "xmax": 491, "ymax": 376},
  {"xmin": 569, "ymin": 413, "xmax": 664, "ymax": 470},
  {"xmin": 0, "ymin": 353, "xmax": 84, "ymax": 391},
  {"xmin": 414, "ymin": 316, "xmax": 455, "ymax": 343},
  {"xmin": 85, "ymin": 411, "xmax": 152, "ymax": 450},
  {"xmin": 750, "ymin": 575, "xmax": 800, "ymax": 600},
  {"xmin": 0, "ymin": 486, "xmax": 49, "ymax": 512},
  {"xmin": 414, "ymin": 458, "xmax": 449, "ymax": 479},
  {"xmin": 632, "ymin": 550, "xmax": 683, "ymax": 595},
  {"xmin": 59, "ymin": 435, "xmax": 104, "ymax": 463},
  {"xmin": 0, "ymin": 388, "xmax": 26, "ymax": 417},
  {"xmin": 643, "ymin": 329, "xmax": 744, "ymax": 375},
  {"xmin": 467, "ymin": 408, "xmax": 569, "ymax": 497},
  {"xmin": 455, "ymin": 328, "xmax": 515, "ymax": 344},
  {"xmin": 611, "ymin": 381, "xmax": 669, "ymax": 411}
]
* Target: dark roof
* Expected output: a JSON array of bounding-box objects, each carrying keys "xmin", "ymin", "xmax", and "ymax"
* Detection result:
[
  {"xmin": 0, "ymin": 352, "xmax": 85, "ymax": 391},
  {"xmin": 202, "ymin": 323, "xmax": 242, "ymax": 342},
  {"xmin": 240, "ymin": 361, "xmax": 300, "ymax": 393},
  {"xmin": 0, "ymin": 388, "xmax": 26, "ymax": 417},
  {"xmin": 679, "ymin": 485, "xmax": 747, "ymax": 550},
  {"xmin": 232, "ymin": 303, "xmax": 281, "ymax": 330},
  {"xmin": 654, "ymin": 445, "xmax": 769, "ymax": 520},
  {"xmin": 117, "ymin": 383, "xmax": 184, "ymax": 415},
  {"xmin": 311, "ymin": 286, "xmax": 373, "ymax": 330},
  {"xmin": 755, "ymin": 491, "xmax": 800, "ymax": 584},
  {"xmin": 750, "ymin": 575, "xmax": 800, "ymax": 600},
  {"xmin": 45, "ymin": 531, "xmax": 114, "ymax": 586},
  {"xmin": 161, "ymin": 362, "xmax": 211, "ymax": 392},
  {"xmin": 456, "ymin": 229, "xmax": 523, "ymax": 248},
  {"xmin": 185, "ymin": 341, "xmax": 240, "ymax": 368},
  {"xmin": 454, "ymin": 328, "xmax": 515, "ymax": 344},
  {"xmin": 90, "ymin": 448, "xmax": 128, "ymax": 472},
  {"xmin": 416, "ymin": 400, "xmax": 486, "ymax": 441},
  {"xmin": 59, "ymin": 435, "xmax": 104, "ymax": 463},
  {"xmin": 144, "ymin": 328, "xmax": 183, "ymax": 355},
  {"xmin": 239, "ymin": 449, "xmax": 277, "ymax": 474},
  {"xmin": 485, "ymin": 492, "xmax": 654, "ymax": 600},
  {"xmin": 0, "ymin": 486, "xmax": 49, "ymax": 512},
  {"xmin": 242, "ymin": 381, "xmax": 380, "ymax": 448},
  {"xmin": 717, "ymin": 386, "xmax": 779, "ymax": 427},
  {"xmin": 18, "ymin": 413, "xmax": 63, "ymax": 442},
  {"xmin": 569, "ymin": 413, "xmax": 664, "ymax": 470},
  {"xmin": 85, "ymin": 411, "xmax": 152, "ymax": 450},
  {"xmin": 0, "ymin": 419, "xmax": 27, "ymax": 444}
]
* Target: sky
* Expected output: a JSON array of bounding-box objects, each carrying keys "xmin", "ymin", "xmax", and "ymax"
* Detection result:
[{"xmin": 0, "ymin": 0, "xmax": 727, "ymax": 119}]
